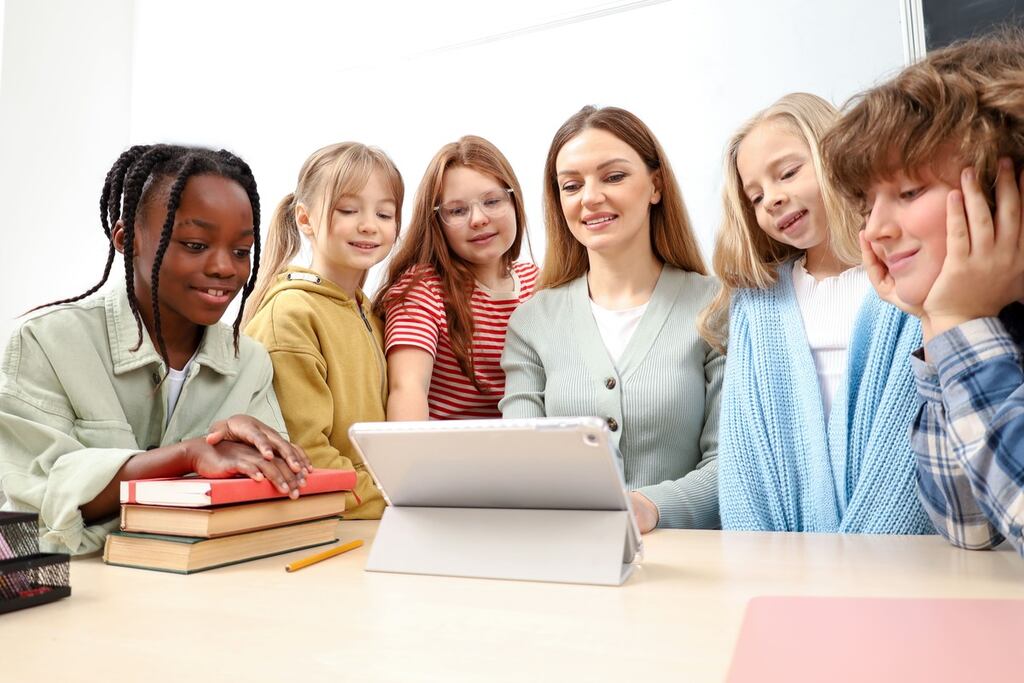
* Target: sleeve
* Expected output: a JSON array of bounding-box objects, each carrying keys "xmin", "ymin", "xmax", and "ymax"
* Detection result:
[
  {"xmin": 0, "ymin": 329, "xmax": 138, "ymax": 555},
  {"xmin": 384, "ymin": 276, "xmax": 443, "ymax": 358},
  {"xmin": 243, "ymin": 342, "xmax": 289, "ymax": 439},
  {"xmin": 498, "ymin": 306, "xmax": 547, "ymax": 418},
  {"xmin": 922, "ymin": 318, "xmax": 1024, "ymax": 553},
  {"xmin": 637, "ymin": 339, "xmax": 725, "ymax": 529}
]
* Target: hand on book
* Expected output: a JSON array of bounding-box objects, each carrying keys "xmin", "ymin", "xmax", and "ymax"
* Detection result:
[
  {"xmin": 184, "ymin": 438, "xmax": 307, "ymax": 498},
  {"xmin": 205, "ymin": 415, "xmax": 312, "ymax": 475}
]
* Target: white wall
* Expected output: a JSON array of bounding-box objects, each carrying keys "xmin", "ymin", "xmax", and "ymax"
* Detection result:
[
  {"xmin": 0, "ymin": 0, "xmax": 908, "ymax": 342},
  {"xmin": 0, "ymin": 0, "xmax": 134, "ymax": 341}
]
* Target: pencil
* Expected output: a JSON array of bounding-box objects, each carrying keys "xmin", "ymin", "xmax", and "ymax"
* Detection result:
[{"xmin": 285, "ymin": 538, "xmax": 363, "ymax": 572}]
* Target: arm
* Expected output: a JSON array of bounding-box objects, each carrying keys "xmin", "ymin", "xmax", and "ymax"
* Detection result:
[
  {"xmin": 922, "ymin": 320, "xmax": 1024, "ymax": 552},
  {"xmin": 386, "ymin": 347, "xmax": 434, "ymax": 421},
  {"xmin": 635, "ymin": 342, "xmax": 725, "ymax": 530},
  {"xmin": 498, "ymin": 309, "xmax": 547, "ymax": 418},
  {"xmin": 0, "ymin": 331, "xmax": 303, "ymax": 555}
]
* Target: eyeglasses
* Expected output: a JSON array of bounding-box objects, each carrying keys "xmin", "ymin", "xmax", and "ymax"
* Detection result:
[{"xmin": 434, "ymin": 188, "xmax": 514, "ymax": 227}]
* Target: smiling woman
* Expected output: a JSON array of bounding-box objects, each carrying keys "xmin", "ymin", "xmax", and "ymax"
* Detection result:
[
  {"xmin": 0, "ymin": 144, "xmax": 312, "ymax": 555},
  {"xmin": 500, "ymin": 106, "xmax": 722, "ymax": 534}
]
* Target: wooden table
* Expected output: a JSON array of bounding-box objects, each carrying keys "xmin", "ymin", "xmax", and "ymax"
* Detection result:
[{"xmin": 3, "ymin": 521, "xmax": 1022, "ymax": 682}]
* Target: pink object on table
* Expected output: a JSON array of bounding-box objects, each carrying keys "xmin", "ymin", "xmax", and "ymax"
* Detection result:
[{"xmin": 726, "ymin": 596, "xmax": 1023, "ymax": 682}]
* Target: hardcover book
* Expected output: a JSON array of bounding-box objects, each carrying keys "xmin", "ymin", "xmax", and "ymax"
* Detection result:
[
  {"xmin": 120, "ymin": 491, "xmax": 347, "ymax": 538},
  {"xmin": 119, "ymin": 468, "xmax": 356, "ymax": 507},
  {"xmin": 103, "ymin": 517, "xmax": 340, "ymax": 574}
]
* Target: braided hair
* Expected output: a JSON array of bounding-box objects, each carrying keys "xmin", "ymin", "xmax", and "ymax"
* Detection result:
[{"xmin": 32, "ymin": 144, "xmax": 261, "ymax": 369}]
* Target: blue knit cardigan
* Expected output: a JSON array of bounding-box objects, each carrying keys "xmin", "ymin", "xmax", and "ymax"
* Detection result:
[{"xmin": 718, "ymin": 260, "xmax": 935, "ymax": 534}]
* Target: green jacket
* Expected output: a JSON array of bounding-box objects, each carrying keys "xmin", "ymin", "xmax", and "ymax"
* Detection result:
[{"xmin": 0, "ymin": 284, "xmax": 287, "ymax": 555}]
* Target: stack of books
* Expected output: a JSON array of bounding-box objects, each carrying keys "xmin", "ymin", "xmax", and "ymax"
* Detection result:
[
  {"xmin": 103, "ymin": 469, "xmax": 353, "ymax": 574},
  {"xmin": 0, "ymin": 511, "xmax": 71, "ymax": 614}
]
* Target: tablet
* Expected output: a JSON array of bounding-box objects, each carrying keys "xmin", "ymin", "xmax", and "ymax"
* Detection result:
[
  {"xmin": 349, "ymin": 417, "xmax": 629, "ymax": 509},
  {"xmin": 348, "ymin": 416, "xmax": 642, "ymax": 565}
]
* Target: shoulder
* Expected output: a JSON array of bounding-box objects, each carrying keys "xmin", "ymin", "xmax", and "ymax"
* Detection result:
[
  {"xmin": 385, "ymin": 266, "xmax": 444, "ymax": 315},
  {"xmin": 8, "ymin": 292, "xmax": 109, "ymax": 357},
  {"xmin": 508, "ymin": 280, "xmax": 578, "ymax": 336},
  {"xmin": 245, "ymin": 290, "xmax": 321, "ymax": 349},
  {"xmin": 667, "ymin": 267, "xmax": 720, "ymax": 304}
]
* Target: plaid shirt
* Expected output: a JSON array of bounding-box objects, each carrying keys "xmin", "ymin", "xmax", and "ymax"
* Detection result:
[{"xmin": 911, "ymin": 317, "xmax": 1024, "ymax": 555}]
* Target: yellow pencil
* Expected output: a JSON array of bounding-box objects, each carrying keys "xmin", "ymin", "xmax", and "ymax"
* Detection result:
[{"xmin": 285, "ymin": 539, "xmax": 363, "ymax": 572}]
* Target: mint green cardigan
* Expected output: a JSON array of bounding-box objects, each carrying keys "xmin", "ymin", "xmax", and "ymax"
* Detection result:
[
  {"xmin": 499, "ymin": 266, "xmax": 724, "ymax": 528},
  {"xmin": 0, "ymin": 284, "xmax": 288, "ymax": 555}
]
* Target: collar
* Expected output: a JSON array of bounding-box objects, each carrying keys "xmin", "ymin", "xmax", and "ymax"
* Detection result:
[{"xmin": 105, "ymin": 282, "xmax": 239, "ymax": 378}]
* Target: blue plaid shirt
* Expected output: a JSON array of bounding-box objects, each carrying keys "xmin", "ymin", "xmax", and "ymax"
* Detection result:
[{"xmin": 911, "ymin": 317, "xmax": 1024, "ymax": 555}]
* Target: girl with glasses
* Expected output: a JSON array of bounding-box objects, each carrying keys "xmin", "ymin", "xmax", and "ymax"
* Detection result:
[
  {"xmin": 375, "ymin": 136, "xmax": 539, "ymax": 420},
  {"xmin": 500, "ymin": 106, "xmax": 722, "ymax": 534}
]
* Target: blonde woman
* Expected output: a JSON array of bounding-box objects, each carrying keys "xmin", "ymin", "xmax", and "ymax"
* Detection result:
[
  {"xmin": 500, "ymin": 106, "xmax": 723, "ymax": 533},
  {"xmin": 244, "ymin": 142, "xmax": 404, "ymax": 519},
  {"xmin": 706, "ymin": 93, "xmax": 932, "ymax": 534}
]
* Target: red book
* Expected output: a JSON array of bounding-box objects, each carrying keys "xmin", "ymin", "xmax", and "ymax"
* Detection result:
[{"xmin": 119, "ymin": 468, "xmax": 356, "ymax": 507}]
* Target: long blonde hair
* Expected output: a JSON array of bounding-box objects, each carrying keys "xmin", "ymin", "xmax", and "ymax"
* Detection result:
[
  {"xmin": 698, "ymin": 93, "xmax": 861, "ymax": 352},
  {"xmin": 373, "ymin": 135, "xmax": 528, "ymax": 393},
  {"xmin": 540, "ymin": 105, "xmax": 706, "ymax": 290},
  {"xmin": 242, "ymin": 142, "xmax": 404, "ymax": 324}
]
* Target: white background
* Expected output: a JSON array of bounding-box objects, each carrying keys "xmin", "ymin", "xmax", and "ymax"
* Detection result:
[{"xmin": 0, "ymin": 0, "xmax": 907, "ymax": 342}]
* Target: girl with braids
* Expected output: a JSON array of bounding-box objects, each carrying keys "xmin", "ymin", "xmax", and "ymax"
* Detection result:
[
  {"xmin": 822, "ymin": 29, "xmax": 1024, "ymax": 553},
  {"xmin": 501, "ymin": 106, "xmax": 722, "ymax": 534},
  {"xmin": 244, "ymin": 143, "xmax": 403, "ymax": 519},
  {"xmin": 0, "ymin": 144, "xmax": 310, "ymax": 555},
  {"xmin": 706, "ymin": 93, "xmax": 932, "ymax": 535},
  {"xmin": 376, "ymin": 136, "xmax": 538, "ymax": 420}
]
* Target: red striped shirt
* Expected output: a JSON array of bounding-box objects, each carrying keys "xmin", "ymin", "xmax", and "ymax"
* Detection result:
[{"xmin": 384, "ymin": 262, "xmax": 540, "ymax": 419}]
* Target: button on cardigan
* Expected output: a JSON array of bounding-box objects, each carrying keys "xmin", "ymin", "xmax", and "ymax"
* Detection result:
[{"xmin": 500, "ymin": 266, "xmax": 724, "ymax": 528}]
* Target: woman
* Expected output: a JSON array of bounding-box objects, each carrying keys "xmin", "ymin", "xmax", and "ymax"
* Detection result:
[{"xmin": 500, "ymin": 106, "xmax": 722, "ymax": 533}]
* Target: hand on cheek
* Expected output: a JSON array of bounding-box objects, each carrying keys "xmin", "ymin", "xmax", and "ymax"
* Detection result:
[
  {"xmin": 923, "ymin": 160, "xmax": 1024, "ymax": 340},
  {"xmin": 860, "ymin": 232, "xmax": 926, "ymax": 319}
]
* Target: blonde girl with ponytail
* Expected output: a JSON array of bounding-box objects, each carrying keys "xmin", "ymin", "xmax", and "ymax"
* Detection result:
[{"xmin": 244, "ymin": 142, "xmax": 404, "ymax": 519}]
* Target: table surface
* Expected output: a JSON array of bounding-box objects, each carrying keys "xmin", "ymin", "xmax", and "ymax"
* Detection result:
[{"xmin": 3, "ymin": 521, "xmax": 1022, "ymax": 683}]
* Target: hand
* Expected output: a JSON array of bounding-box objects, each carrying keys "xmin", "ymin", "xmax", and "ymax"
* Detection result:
[
  {"xmin": 923, "ymin": 160, "xmax": 1024, "ymax": 339},
  {"xmin": 184, "ymin": 438, "xmax": 306, "ymax": 498},
  {"xmin": 206, "ymin": 414, "xmax": 312, "ymax": 474},
  {"xmin": 860, "ymin": 231, "xmax": 925, "ymax": 319},
  {"xmin": 629, "ymin": 491, "xmax": 659, "ymax": 534}
]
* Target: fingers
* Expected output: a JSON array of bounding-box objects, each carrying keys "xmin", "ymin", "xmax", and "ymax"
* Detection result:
[
  {"xmin": 248, "ymin": 451, "xmax": 303, "ymax": 496},
  {"xmin": 993, "ymin": 158, "xmax": 1022, "ymax": 253},
  {"xmin": 860, "ymin": 232, "xmax": 892, "ymax": 292},
  {"xmin": 205, "ymin": 430, "xmax": 225, "ymax": 446},
  {"xmin": 945, "ymin": 189, "xmax": 970, "ymax": 263},
  {"xmin": 960, "ymin": 167, "xmax": 993, "ymax": 255}
]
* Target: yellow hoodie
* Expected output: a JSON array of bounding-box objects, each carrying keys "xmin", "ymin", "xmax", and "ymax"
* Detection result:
[{"xmin": 245, "ymin": 266, "xmax": 386, "ymax": 518}]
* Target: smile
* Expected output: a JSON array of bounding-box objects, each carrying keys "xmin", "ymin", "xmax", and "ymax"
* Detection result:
[
  {"xmin": 886, "ymin": 248, "xmax": 919, "ymax": 274},
  {"xmin": 192, "ymin": 287, "xmax": 234, "ymax": 305},
  {"xmin": 469, "ymin": 232, "xmax": 498, "ymax": 244},
  {"xmin": 582, "ymin": 213, "xmax": 617, "ymax": 229},
  {"xmin": 349, "ymin": 241, "xmax": 380, "ymax": 251},
  {"xmin": 777, "ymin": 210, "xmax": 807, "ymax": 232}
]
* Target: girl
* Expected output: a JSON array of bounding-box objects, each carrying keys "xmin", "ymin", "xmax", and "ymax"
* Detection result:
[
  {"xmin": 705, "ymin": 93, "xmax": 933, "ymax": 534},
  {"xmin": 823, "ymin": 30, "xmax": 1024, "ymax": 552},
  {"xmin": 0, "ymin": 144, "xmax": 310, "ymax": 555},
  {"xmin": 244, "ymin": 143, "xmax": 403, "ymax": 519},
  {"xmin": 500, "ymin": 106, "xmax": 722, "ymax": 534},
  {"xmin": 376, "ymin": 136, "xmax": 538, "ymax": 420}
]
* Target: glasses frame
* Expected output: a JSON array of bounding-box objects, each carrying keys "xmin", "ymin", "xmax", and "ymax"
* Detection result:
[{"xmin": 434, "ymin": 187, "xmax": 515, "ymax": 227}]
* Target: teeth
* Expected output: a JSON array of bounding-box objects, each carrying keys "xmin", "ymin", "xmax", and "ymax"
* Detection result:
[
  {"xmin": 781, "ymin": 211, "xmax": 805, "ymax": 230},
  {"xmin": 203, "ymin": 289, "xmax": 226, "ymax": 296},
  {"xmin": 584, "ymin": 216, "xmax": 614, "ymax": 226}
]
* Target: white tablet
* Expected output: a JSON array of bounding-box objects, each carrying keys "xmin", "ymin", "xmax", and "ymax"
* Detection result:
[{"xmin": 348, "ymin": 417, "xmax": 642, "ymax": 584}]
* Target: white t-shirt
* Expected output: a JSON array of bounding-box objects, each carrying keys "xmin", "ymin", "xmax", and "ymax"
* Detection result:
[
  {"xmin": 166, "ymin": 351, "xmax": 198, "ymax": 425},
  {"xmin": 791, "ymin": 256, "xmax": 871, "ymax": 417},
  {"xmin": 590, "ymin": 300, "xmax": 649, "ymax": 367}
]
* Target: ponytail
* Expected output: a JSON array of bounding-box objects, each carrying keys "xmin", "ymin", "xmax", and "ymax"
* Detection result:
[{"xmin": 242, "ymin": 192, "xmax": 302, "ymax": 325}]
